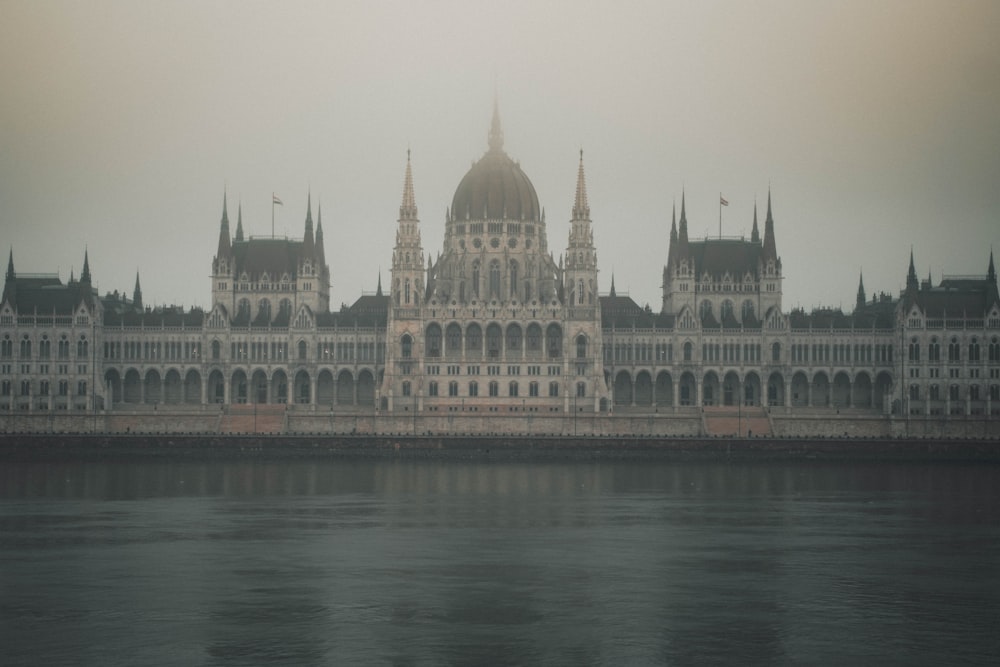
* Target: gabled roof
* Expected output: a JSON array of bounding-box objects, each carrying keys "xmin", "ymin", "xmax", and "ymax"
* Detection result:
[
  {"xmin": 687, "ymin": 238, "xmax": 762, "ymax": 278},
  {"xmin": 3, "ymin": 275, "xmax": 96, "ymax": 314},
  {"xmin": 904, "ymin": 275, "xmax": 999, "ymax": 318},
  {"xmin": 232, "ymin": 238, "xmax": 304, "ymax": 280}
]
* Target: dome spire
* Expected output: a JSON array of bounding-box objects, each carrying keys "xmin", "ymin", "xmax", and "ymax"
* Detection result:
[{"xmin": 488, "ymin": 96, "xmax": 504, "ymax": 152}]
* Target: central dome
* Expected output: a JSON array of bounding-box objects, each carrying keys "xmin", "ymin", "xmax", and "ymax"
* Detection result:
[{"xmin": 450, "ymin": 106, "xmax": 541, "ymax": 222}]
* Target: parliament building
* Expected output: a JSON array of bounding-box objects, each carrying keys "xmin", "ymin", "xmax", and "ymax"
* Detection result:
[{"xmin": 3, "ymin": 106, "xmax": 999, "ymax": 437}]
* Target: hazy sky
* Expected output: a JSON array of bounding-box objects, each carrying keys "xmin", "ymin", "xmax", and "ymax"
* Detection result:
[{"xmin": 2, "ymin": 0, "xmax": 999, "ymax": 313}]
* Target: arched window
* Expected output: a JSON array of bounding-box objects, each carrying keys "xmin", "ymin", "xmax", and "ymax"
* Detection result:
[
  {"xmin": 948, "ymin": 337, "xmax": 960, "ymax": 362},
  {"xmin": 909, "ymin": 337, "xmax": 921, "ymax": 362},
  {"xmin": 969, "ymin": 338, "xmax": 980, "ymax": 362},
  {"xmin": 77, "ymin": 335, "xmax": 88, "ymax": 358},
  {"xmin": 237, "ymin": 298, "xmax": 251, "ymax": 321},
  {"xmin": 683, "ymin": 341, "xmax": 693, "ymax": 361},
  {"xmin": 928, "ymin": 338, "xmax": 940, "ymax": 362},
  {"xmin": 449, "ymin": 381, "xmax": 459, "ymax": 397},
  {"xmin": 257, "ymin": 299, "xmax": 272, "ymax": 323},
  {"xmin": 699, "ymin": 300, "xmax": 713, "ymax": 322},
  {"xmin": 577, "ymin": 382, "xmax": 586, "ymax": 397},
  {"xmin": 909, "ymin": 384, "xmax": 920, "ymax": 400},
  {"xmin": 771, "ymin": 342, "xmax": 781, "ymax": 362},
  {"xmin": 0, "ymin": 335, "xmax": 11, "ymax": 359},
  {"xmin": 489, "ymin": 260, "xmax": 501, "ymax": 298},
  {"xmin": 721, "ymin": 300, "xmax": 734, "ymax": 321},
  {"xmin": 506, "ymin": 324, "xmax": 522, "ymax": 352},
  {"xmin": 576, "ymin": 334, "xmax": 587, "ymax": 359},
  {"xmin": 989, "ymin": 337, "xmax": 1000, "ymax": 363},
  {"xmin": 20, "ymin": 336, "xmax": 31, "ymax": 359},
  {"xmin": 38, "ymin": 335, "xmax": 50, "ymax": 359},
  {"xmin": 548, "ymin": 381, "xmax": 559, "ymax": 397},
  {"xmin": 509, "ymin": 260, "xmax": 519, "ymax": 298},
  {"xmin": 404, "ymin": 279, "xmax": 411, "ymax": 305},
  {"xmin": 489, "ymin": 381, "xmax": 499, "ymax": 397},
  {"xmin": 425, "ymin": 323, "xmax": 442, "ymax": 357},
  {"xmin": 508, "ymin": 381, "xmax": 519, "ymax": 397},
  {"xmin": 472, "ymin": 261, "xmax": 480, "ymax": 299},
  {"xmin": 401, "ymin": 334, "xmax": 412, "ymax": 358},
  {"xmin": 486, "ymin": 324, "xmax": 502, "ymax": 358},
  {"xmin": 546, "ymin": 323, "xmax": 563, "ymax": 358},
  {"xmin": 446, "ymin": 323, "xmax": 462, "ymax": 355},
  {"xmin": 741, "ymin": 300, "xmax": 755, "ymax": 323},
  {"xmin": 428, "ymin": 381, "xmax": 438, "ymax": 397},
  {"xmin": 469, "ymin": 381, "xmax": 479, "ymax": 397},
  {"xmin": 298, "ymin": 340, "xmax": 308, "ymax": 360},
  {"xmin": 526, "ymin": 324, "xmax": 542, "ymax": 353},
  {"xmin": 211, "ymin": 340, "xmax": 221, "ymax": 360}
]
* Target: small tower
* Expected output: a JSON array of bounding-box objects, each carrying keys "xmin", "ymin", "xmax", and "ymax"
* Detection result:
[
  {"xmin": 133, "ymin": 271, "xmax": 143, "ymax": 311},
  {"xmin": 80, "ymin": 249, "xmax": 92, "ymax": 285},
  {"xmin": 856, "ymin": 272, "xmax": 866, "ymax": 312},
  {"xmin": 211, "ymin": 192, "xmax": 235, "ymax": 311},
  {"xmin": 906, "ymin": 248, "xmax": 919, "ymax": 293},
  {"xmin": 390, "ymin": 150, "xmax": 425, "ymax": 308},
  {"xmin": 2, "ymin": 248, "xmax": 15, "ymax": 306},
  {"xmin": 564, "ymin": 150, "xmax": 599, "ymax": 307},
  {"xmin": 750, "ymin": 201, "xmax": 760, "ymax": 244}
]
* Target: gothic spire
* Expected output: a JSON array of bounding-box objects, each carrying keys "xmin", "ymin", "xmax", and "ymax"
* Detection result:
[
  {"xmin": 217, "ymin": 191, "xmax": 232, "ymax": 257},
  {"xmin": 315, "ymin": 201, "xmax": 326, "ymax": 266},
  {"xmin": 80, "ymin": 249, "xmax": 91, "ymax": 284},
  {"xmin": 906, "ymin": 248, "xmax": 919, "ymax": 292},
  {"xmin": 399, "ymin": 149, "xmax": 418, "ymax": 221},
  {"xmin": 376, "ymin": 270, "xmax": 383, "ymax": 297},
  {"xmin": 572, "ymin": 149, "xmax": 590, "ymax": 220},
  {"xmin": 751, "ymin": 200, "xmax": 760, "ymax": 244},
  {"xmin": 667, "ymin": 203, "xmax": 678, "ymax": 269},
  {"xmin": 609, "ymin": 273, "xmax": 617, "ymax": 298},
  {"xmin": 678, "ymin": 189, "xmax": 689, "ymax": 244},
  {"xmin": 988, "ymin": 248, "xmax": 996, "ymax": 284},
  {"xmin": 303, "ymin": 191, "xmax": 315, "ymax": 256},
  {"xmin": 133, "ymin": 271, "xmax": 143, "ymax": 310},
  {"xmin": 488, "ymin": 96, "xmax": 504, "ymax": 152},
  {"xmin": 762, "ymin": 189, "xmax": 777, "ymax": 261},
  {"xmin": 856, "ymin": 271, "xmax": 866, "ymax": 311},
  {"xmin": 234, "ymin": 202, "xmax": 244, "ymax": 243},
  {"xmin": 2, "ymin": 247, "xmax": 14, "ymax": 304},
  {"xmin": 5, "ymin": 247, "xmax": 13, "ymax": 282}
]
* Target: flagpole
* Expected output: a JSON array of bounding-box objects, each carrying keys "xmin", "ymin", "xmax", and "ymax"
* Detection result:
[
  {"xmin": 272, "ymin": 192, "xmax": 275, "ymax": 238},
  {"xmin": 719, "ymin": 192, "xmax": 722, "ymax": 238}
]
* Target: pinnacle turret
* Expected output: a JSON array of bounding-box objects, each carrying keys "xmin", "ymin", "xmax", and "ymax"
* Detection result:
[
  {"xmin": 133, "ymin": 271, "xmax": 143, "ymax": 310},
  {"xmin": 906, "ymin": 248, "xmax": 919, "ymax": 292},
  {"xmin": 751, "ymin": 201, "xmax": 760, "ymax": 244},
  {"xmin": 315, "ymin": 202, "xmax": 326, "ymax": 266},
  {"xmin": 678, "ymin": 190, "xmax": 689, "ymax": 244},
  {"xmin": 762, "ymin": 189, "xmax": 777, "ymax": 261},
  {"xmin": 988, "ymin": 248, "xmax": 996, "ymax": 284},
  {"xmin": 572, "ymin": 149, "xmax": 590, "ymax": 221},
  {"xmin": 5, "ymin": 247, "xmax": 13, "ymax": 282},
  {"xmin": 399, "ymin": 149, "xmax": 418, "ymax": 221},
  {"xmin": 80, "ymin": 249, "xmax": 91, "ymax": 284},
  {"xmin": 856, "ymin": 271, "xmax": 866, "ymax": 311},
  {"xmin": 217, "ymin": 192, "xmax": 232, "ymax": 257}
]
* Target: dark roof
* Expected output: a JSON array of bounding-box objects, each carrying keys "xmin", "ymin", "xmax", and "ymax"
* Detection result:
[
  {"xmin": 316, "ymin": 293, "xmax": 390, "ymax": 329},
  {"xmin": 232, "ymin": 238, "xmax": 304, "ymax": 280},
  {"xmin": 906, "ymin": 276, "xmax": 1000, "ymax": 317},
  {"xmin": 3, "ymin": 275, "xmax": 95, "ymax": 314},
  {"xmin": 103, "ymin": 307, "xmax": 204, "ymax": 328},
  {"xmin": 688, "ymin": 238, "xmax": 762, "ymax": 277},
  {"xmin": 599, "ymin": 294, "xmax": 673, "ymax": 329}
]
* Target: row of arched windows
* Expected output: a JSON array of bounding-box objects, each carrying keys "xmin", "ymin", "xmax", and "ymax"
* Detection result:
[
  {"xmin": 411, "ymin": 322, "xmax": 570, "ymax": 359},
  {"xmin": 910, "ymin": 336, "xmax": 997, "ymax": 363},
  {"xmin": 424, "ymin": 380, "xmax": 571, "ymax": 398},
  {"xmin": 2, "ymin": 333, "xmax": 86, "ymax": 359}
]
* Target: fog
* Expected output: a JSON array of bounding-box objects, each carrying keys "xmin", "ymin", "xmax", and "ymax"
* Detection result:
[{"xmin": 2, "ymin": 0, "xmax": 998, "ymax": 312}]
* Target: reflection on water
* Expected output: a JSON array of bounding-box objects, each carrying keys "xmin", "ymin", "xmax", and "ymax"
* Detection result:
[{"xmin": 2, "ymin": 459, "xmax": 999, "ymax": 666}]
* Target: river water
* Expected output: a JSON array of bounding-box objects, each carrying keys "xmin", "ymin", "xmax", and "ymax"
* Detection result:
[{"xmin": 1, "ymin": 458, "xmax": 998, "ymax": 666}]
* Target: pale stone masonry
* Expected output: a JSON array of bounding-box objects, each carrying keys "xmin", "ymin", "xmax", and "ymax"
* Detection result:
[{"xmin": 2, "ymin": 106, "xmax": 999, "ymax": 435}]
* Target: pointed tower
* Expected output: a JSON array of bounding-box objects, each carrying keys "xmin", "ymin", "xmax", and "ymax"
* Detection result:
[
  {"xmin": 216, "ymin": 192, "xmax": 232, "ymax": 259},
  {"xmin": 390, "ymin": 150, "xmax": 425, "ymax": 308},
  {"xmin": 315, "ymin": 202, "xmax": 326, "ymax": 266},
  {"xmin": 488, "ymin": 96, "xmax": 504, "ymax": 152},
  {"xmin": 303, "ymin": 192, "xmax": 315, "ymax": 256},
  {"xmin": 750, "ymin": 200, "xmax": 760, "ymax": 244},
  {"xmin": 988, "ymin": 248, "xmax": 996, "ymax": 285},
  {"xmin": 564, "ymin": 150, "xmax": 599, "ymax": 307},
  {"xmin": 376, "ymin": 271, "xmax": 383, "ymax": 297},
  {"xmin": 212, "ymin": 194, "xmax": 236, "ymax": 311},
  {"xmin": 662, "ymin": 192, "xmax": 693, "ymax": 314},
  {"xmin": 80, "ymin": 249, "xmax": 92, "ymax": 285},
  {"xmin": 762, "ymin": 190, "xmax": 777, "ymax": 262},
  {"xmin": 906, "ymin": 248, "xmax": 919, "ymax": 293},
  {"xmin": 2, "ymin": 248, "xmax": 15, "ymax": 306},
  {"xmin": 133, "ymin": 271, "xmax": 143, "ymax": 311},
  {"xmin": 856, "ymin": 272, "xmax": 866, "ymax": 312}
]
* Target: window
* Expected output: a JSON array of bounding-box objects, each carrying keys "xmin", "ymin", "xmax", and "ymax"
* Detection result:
[
  {"xmin": 428, "ymin": 381, "xmax": 438, "ymax": 397},
  {"xmin": 298, "ymin": 340, "xmax": 308, "ymax": 360},
  {"xmin": 928, "ymin": 338, "xmax": 940, "ymax": 362},
  {"xmin": 909, "ymin": 384, "xmax": 920, "ymax": 400},
  {"xmin": 549, "ymin": 382, "xmax": 559, "ymax": 397},
  {"xmin": 969, "ymin": 339, "xmax": 981, "ymax": 362},
  {"xmin": 469, "ymin": 381, "xmax": 479, "ymax": 397},
  {"xmin": 771, "ymin": 342, "xmax": 781, "ymax": 363},
  {"xmin": 576, "ymin": 335, "xmax": 587, "ymax": 359},
  {"xmin": 949, "ymin": 384, "xmax": 960, "ymax": 401},
  {"xmin": 683, "ymin": 342, "xmax": 693, "ymax": 361},
  {"xmin": 77, "ymin": 381, "xmax": 87, "ymax": 396},
  {"xmin": 448, "ymin": 381, "xmax": 459, "ymax": 397},
  {"xmin": 508, "ymin": 381, "xmax": 519, "ymax": 397},
  {"xmin": 489, "ymin": 381, "xmax": 499, "ymax": 397},
  {"xmin": 948, "ymin": 338, "xmax": 960, "ymax": 362},
  {"xmin": 576, "ymin": 382, "xmax": 586, "ymax": 398},
  {"xmin": 19, "ymin": 336, "xmax": 31, "ymax": 359},
  {"xmin": 909, "ymin": 338, "xmax": 920, "ymax": 362},
  {"xmin": 529, "ymin": 381, "xmax": 539, "ymax": 397},
  {"xmin": 401, "ymin": 334, "xmax": 412, "ymax": 358},
  {"xmin": 402, "ymin": 381, "xmax": 411, "ymax": 397}
]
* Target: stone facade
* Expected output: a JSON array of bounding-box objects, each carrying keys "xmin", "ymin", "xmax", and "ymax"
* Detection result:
[{"xmin": 2, "ymin": 106, "xmax": 999, "ymax": 435}]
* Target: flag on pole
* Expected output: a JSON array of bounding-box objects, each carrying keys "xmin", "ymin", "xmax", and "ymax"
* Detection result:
[
  {"xmin": 720, "ymin": 195, "xmax": 729, "ymax": 206},
  {"xmin": 273, "ymin": 194, "xmax": 283, "ymax": 206}
]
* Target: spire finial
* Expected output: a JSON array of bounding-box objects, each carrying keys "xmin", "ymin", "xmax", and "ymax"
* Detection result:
[
  {"xmin": 81, "ymin": 248, "xmax": 91, "ymax": 284},
  {"xmin": 133, "ymin": 270, "xmax": 143, "ymax": 310},
  {"xmin": 400, "ymin": 150, "xmax": 418, "ymax": 220},
  {"xmin": 906, "ymin": 247, "xmax": 919, "ymax": 292},
  {"xmin": 609, "ymin": 272, "xmax": 617, "ymax": 297},
  {"xmin": 762, "ymin": 189, "xmax": 777, "ymax": 260},
  {"xmin": 376, "ymin": 270, "xmax": 383, "ymax": 297},
  {"xmin": 856, "ymin": 270, "xmax": 866, "ymax": 310},
  {"xmin": 572, "ymin": 148, "xmax": 590, "ymax": 220},
  {"xmin": 5, "ymin": 247, "xmax": 13, "ymax": 282},
  {"xmin": 222, "ymin": 190, "xmax": 229, "ymax": 224},
  {"xmin": 988, "ymin": 247, "xmax": 996, "ymax": 283},
  {"xmin": 488, "ymin": 96, "xmax": 504, "ymax": 151},
  {"xmin": 751, "ymin": 199, "xmax": 760, "ymax": 244}
]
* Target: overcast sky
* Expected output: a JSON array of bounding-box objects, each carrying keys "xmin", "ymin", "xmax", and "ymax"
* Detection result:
[{"xmin": 2, "ymin": 0, "xmax": 998, "ymax": 314}]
